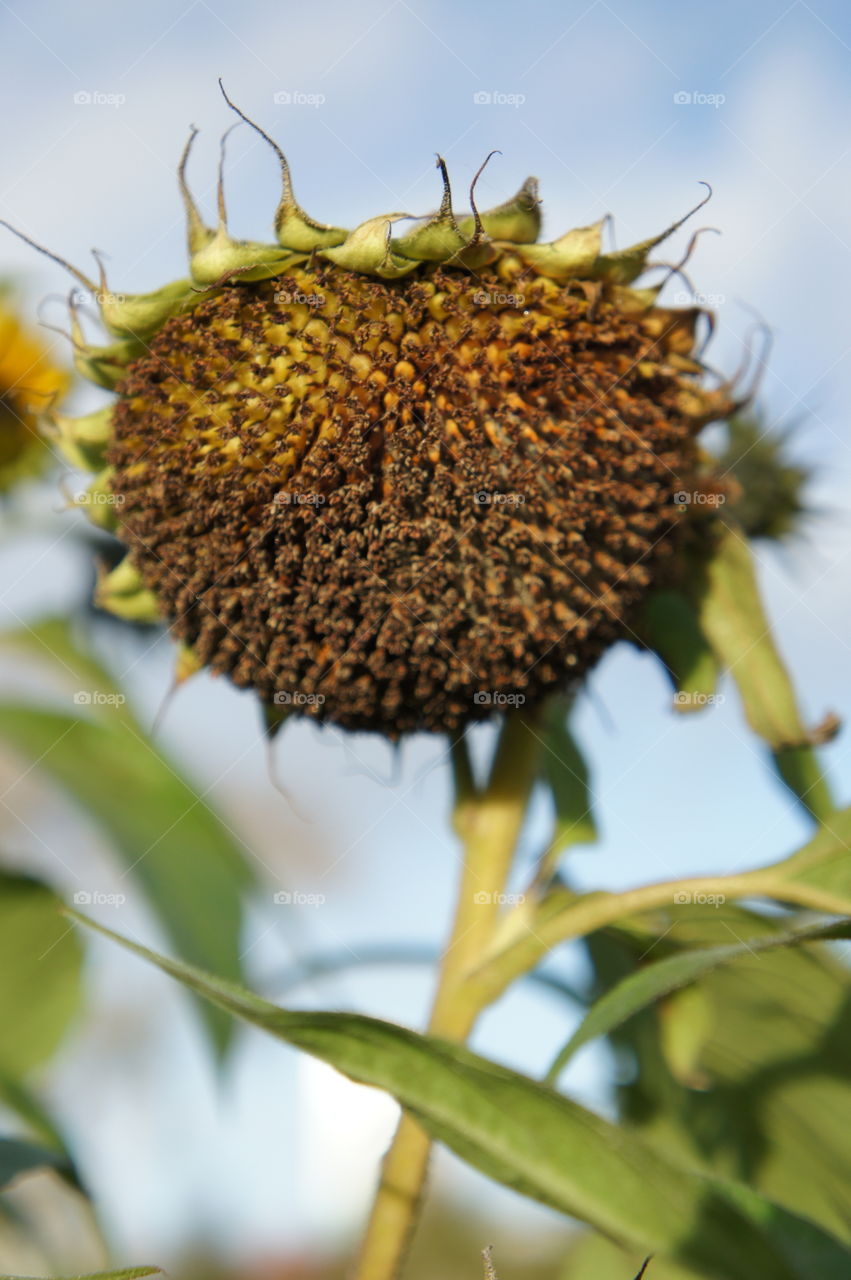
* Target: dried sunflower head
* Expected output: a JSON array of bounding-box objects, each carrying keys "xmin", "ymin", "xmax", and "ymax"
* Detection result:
[
  {"xmin": 5, "ymin": 89, "xmax": 739, "ymax": 737},
  {"xmin": 0, "ymin": 291, "xmax": 67, "ymax": 492}
]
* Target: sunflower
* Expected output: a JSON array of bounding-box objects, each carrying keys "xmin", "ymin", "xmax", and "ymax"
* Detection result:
[
  {"xmin": 3, "ymin": 87, "xmax": 738, "ymax": 736},
  {"xmin": 0, "ymin": 292, "xmax": 67, "ymax": 492}
]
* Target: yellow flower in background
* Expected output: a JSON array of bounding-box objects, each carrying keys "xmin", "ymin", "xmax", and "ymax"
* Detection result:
[{"xmin": 0, "ymin": 292, "xmax": 67, "ymax": 492}]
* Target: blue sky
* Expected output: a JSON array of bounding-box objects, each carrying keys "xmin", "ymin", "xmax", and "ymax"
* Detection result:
[{"xmin": 1, "ymin": 0, "xmax": 851, "ymax": 1266}]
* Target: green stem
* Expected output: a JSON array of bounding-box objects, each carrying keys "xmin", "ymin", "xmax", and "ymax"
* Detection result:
[
  {"xmin": 466, "ymin": 869, "xmax": 851, "ymax": 1010},
  {"xmin": 352, "ymin": 713, "xmax": 540, "ymax": 1280}
]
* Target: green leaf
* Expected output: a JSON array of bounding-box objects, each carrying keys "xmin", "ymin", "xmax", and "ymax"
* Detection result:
[
  {"xmin": 0, "ymin": 703, "xmax": 254, "ymax": 1054},
  {"xmin": 563, "ymin": 1230, "xmax": 702, "ymax": 1279},
  {"xmin": 0, "ymin": 1073, "xmax": 78, "ymax": 1190},
  {"xmin": 636, "ymin": 590, "xmax": 719, "ymax": 706},
  {"xmin": 684, "ymin": 927, "xmax": 851, "ymax": 1244},
  {"xmin": 690, "ymin": 524, "xmax": 834, "ymax": 821},
  {"xmin": 773, "ymin": 805, "xmax": 851, "ymax": 909},
  {"xmin": 0, "ymin": 618, "xmax": 129, "ymax": 718},
  {"xmin": 539, "ymin": 698, "xmax": 596, "ymax": 868},
  {"xmin": 657, "ymin": 983, "xmax": 715, "ymax": 1088},
  {"xmin": 0, "ymin": 1136, "xmax": 66, "ymax": 1190},
  {"xmin": 0, "ymin": 1271, "xmax": 160, "ymax": 1280},
  {"xmin": 68, "ymin": 913, "xmax": 851, "ymax": 1280},
  {"xmin": 546, "ymin": 917, "xmax": 851, "ymax": 1083},
  {"xmin": 594, "ymin": 904, "xmax": 851, "ymax": 1245},
  {"xmin": 0, "ymin": 872, "xmax": 83, "ymax": 1078}
]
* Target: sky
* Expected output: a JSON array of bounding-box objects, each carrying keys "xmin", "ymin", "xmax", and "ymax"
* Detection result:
[{"xmin": 1, "ymin": 0, "xmax": 851, "ymax": 1268}]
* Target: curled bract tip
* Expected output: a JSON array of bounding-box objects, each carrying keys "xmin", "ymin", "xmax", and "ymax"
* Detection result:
[
  {"xmin": 460, "ymin": 171, "xmax": 541, "ymax": 245},
  {"xmin": 595, "ymin": 183, "xmax": 714, "ymax": 285},
  {"xmin": 218, "ymin": 78, "xmax": 347, "ymax": 253},
  {"xmin": 391, "ymin": 159, "xmax": 466, "ymax": 264},
  {"xmin": 178, "ymin": 125, "xmax": 213, "ymax": 257}
]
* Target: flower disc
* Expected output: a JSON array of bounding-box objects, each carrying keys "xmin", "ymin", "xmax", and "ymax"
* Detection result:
[{"xmin": 109, "ymin": 260, "xmax": 718, "ymax": 733}]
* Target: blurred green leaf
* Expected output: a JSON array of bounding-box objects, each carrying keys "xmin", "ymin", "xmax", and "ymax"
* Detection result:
[
  {"xmin": 687, "ymin": 937, "xmax": 851, "ymax": 1244},
  {"xmin": 547, "ymin": 917, "xmax": 851, "ymax": 1083},
  {"xmin": 773, "ymin": 806, "xmax": 851, "ymax": 908},
  {"xmin": 690, "ymin": 524, "xmax": 833, "ymax": 821},
  {"xmin": 70, "ymin": 913, "xmax": 851, "ymax": 1280},
  {"xmin": 0, "ymin": 1271, "xmax": 160, "ymax": 1280},
  {"xmin": 0, "ymin": 1136, "xmax": 67, "ymax": 1190},
  {"xmin": 595, "ymin": 904, "xmax": 851, "ymax": 1245},
  {"xmin": 0, "ymin": 1074, "xmax": 74, "ymax": 1174},
  {"xmin": 0, "ymin": 703, "xmax": 254, "ymax": 1054},
  {"xmin": 0, "ymin": 872, "xmax": 82, "ymax": 1079},
  {"xmin": 636, "ymin": 590, "xmax": 719, "ymax": 705},
  {"xmin": 657, "ymin": 984, "xmax": 715, "ymax": 1089},
  {"xmin": 0, "ymin": 619, "xmax": 129, "ymax": 716},
  {"xmin": 539, "ymin": 698, "xmax": 596, "ymax": 872},
  {"xmin": 563, "ymin": 1230, "xmax": 703, "ymax": 1279}
]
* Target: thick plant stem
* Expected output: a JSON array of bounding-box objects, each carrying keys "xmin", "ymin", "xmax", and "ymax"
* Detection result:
[{"xmin": 352, "ymin": 715, "xmax": 540, "ymax": 1280}]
